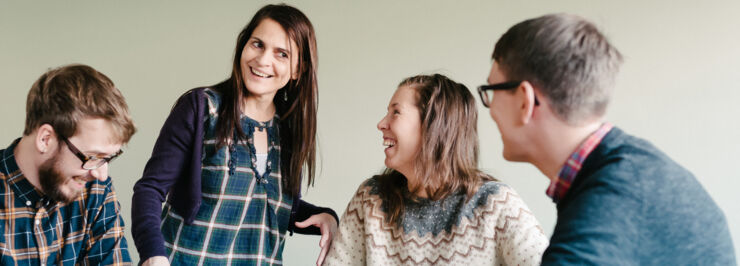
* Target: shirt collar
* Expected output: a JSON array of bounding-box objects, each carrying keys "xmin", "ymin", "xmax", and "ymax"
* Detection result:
[
  {"xmin": 1, "ymin": 138, "xmax": 45, "ymax": 206},
  {"xmin": 546, "ymin": 122, "xmax": 613, "ymax": 203},
  {"xmin": 1, "ymin": 138, "xmax": 21, "ymax": 176}
]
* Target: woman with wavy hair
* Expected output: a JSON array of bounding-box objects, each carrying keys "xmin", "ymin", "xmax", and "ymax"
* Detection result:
[
  {"xmin": 132, "ymin": 4, "xmax": 337, "ymax": 266},
  {"xmin": 324, "ymin": 74, "xmax": 547, "ymax": 265}
]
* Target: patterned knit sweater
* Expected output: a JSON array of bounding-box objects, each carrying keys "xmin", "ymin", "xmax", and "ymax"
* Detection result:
[{"xmin": 324, "ymin": 177, "xmax": 548, "ymax": 265}]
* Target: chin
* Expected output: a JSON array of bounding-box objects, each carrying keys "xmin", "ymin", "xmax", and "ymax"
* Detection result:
[
  {"xmin": 502, "ymin": 154, "xmax": 517, "ymax": 162},
  {"xmin": 384, "ymin": 158, "xmax": 394, "ymax": 169},
  {"xmin": 502, "ymin": 150, "xmax": 528, "ymax": 162},
  {"xmin": 58, "ymin": 182, "xmax": 85, "ymax": 202}
]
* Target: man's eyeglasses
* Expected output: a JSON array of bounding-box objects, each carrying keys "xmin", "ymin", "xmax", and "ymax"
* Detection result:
[
  {"xmin": 60, "ymin": 137, "xmax": 123, "ymax": 170},
  {"xmin": 477, "ymin": 81, "xmax": 539, "ymax": 108}
]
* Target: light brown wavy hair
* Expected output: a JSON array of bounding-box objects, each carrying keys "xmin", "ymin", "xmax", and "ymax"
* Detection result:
[
  {"xmin": 24, "ymin": 64, "xmax": 136, "ymax": 143},
  {"xmin": 376, "ymin": 74, "xmax": 495, "ymax": 225}
]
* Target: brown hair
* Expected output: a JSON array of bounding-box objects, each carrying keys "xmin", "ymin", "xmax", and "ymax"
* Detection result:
[
  {"xmin": 493, "ymin": 13, "xmax": 623, "ymax": 125},
  {"xmin": 214, "ymin": 4, "xmax": 318, "ymax": 197},
  {"xmin": 24, "ymin": 64, "xmax": 136, "ymax": 143},
  {"xmin": 377, "ymin": 74, "xmax": 495, "ymax": 225}
]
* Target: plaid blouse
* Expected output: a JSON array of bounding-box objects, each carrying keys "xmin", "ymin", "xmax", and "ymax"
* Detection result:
[
  {"xmin": 0, "ymin": 139, "xmax": 131, "ymax": 265},
  {"xmin": 160, "ymin": 89, "xmax": 293, "ymax": 265},
  {"xmin": 546, "ymin": 123, "xmax": 614, "ymax": 203}
]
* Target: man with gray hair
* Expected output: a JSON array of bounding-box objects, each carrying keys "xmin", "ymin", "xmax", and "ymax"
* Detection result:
[{"xmin": 479, "ymin": 14, "xmax": 735, "ymax": 264}]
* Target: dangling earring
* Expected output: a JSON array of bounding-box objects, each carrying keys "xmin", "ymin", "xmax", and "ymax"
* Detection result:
[{"xmin": 283, "ymin": 89, "xmax": 288, "ymax": 102}]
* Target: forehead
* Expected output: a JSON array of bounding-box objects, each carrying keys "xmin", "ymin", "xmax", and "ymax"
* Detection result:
[
  {"xmin": 251, "ymin": 18, "xmax": 296, "ymax": 49},
  {"xmin": 389, "ymin": 86, "xmax": 417, "ymax": 107},
  {"xmin": 68, "ymin": 118, "xmax": 122, "ymax": 154}
]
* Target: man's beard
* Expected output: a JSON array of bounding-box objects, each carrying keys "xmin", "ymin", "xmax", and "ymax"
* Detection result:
[{"xmin": 38, "ymin": 154, "xmax": 78, "ymax": 203}]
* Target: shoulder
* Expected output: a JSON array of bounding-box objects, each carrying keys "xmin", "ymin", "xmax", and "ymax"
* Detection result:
[
  {"xmin": 73, "ymin": 178, "xmax": 121, "ymax": 217},
  {"xmin": 171, "ymin": 87, "xmax": 215, "ymax": 110},
  {"xmin": 477, "ymin": 180, "xmax": 511, "ymax": 195},
  {"xmin": 475, "ymin": 180, "xmax": 520, "ymax": 202},
  {"xmin": 587, "ymin": 127, "xmax": 687, "ymax": 178},
  {"xmin": 577, "ymin": 127, "xmax": 693, "ymax": 196},
  {"xmin": 342, "ymin": 176, "xmax": 390, "ymax": 210},
  {"xmin": 163, "ymin": 87, "xmax": 211, "ymax": 123},
  {"xmin": 471, "ymin": 181, "xmax": 530, "ymax": 212},
  {"xmin": 84, "ymin": 178, "xmax": 118, "ymax": 202},
  {"xmin": 351, "ymin": 176, "xmax": 383, "ymax": 199},
  {"xmin": 362, "ymin": 175, "xmax": 381, "ymax": 189}
]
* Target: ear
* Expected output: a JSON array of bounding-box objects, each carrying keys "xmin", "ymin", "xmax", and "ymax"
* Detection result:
[
  {"xmin": 517, "ymin": 81, "xmax": 537, "ymax": 125},
  {"xmin": 35, "ymin": 124, "xmax": 58, "ymax": 154}
]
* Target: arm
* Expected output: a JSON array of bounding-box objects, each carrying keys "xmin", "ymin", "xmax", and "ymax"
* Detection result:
[
  {"xmin": 541, "ymin": 167, "xmax": 641, "ymax": 265},
  {"xmin": 84, "ymin": 181, "xmax": 132, "ymax": 265},
  {"xmin": 495, "ymin": 186, "xmax": 548, "ymax": 266},
  {"xmin": 289, "ymin": 199, "xmax": 339, "ymax": 235},
  {"xmin": 322, "ymin": 185, "xmax": 367, "ymax": 266},
  {"xmin": 291, "ymin": 200, "xmax": 340, "ymax": 265},
  {"xmin": 131, "ymin": 90, "xmax": 200, "ymax": 262}
]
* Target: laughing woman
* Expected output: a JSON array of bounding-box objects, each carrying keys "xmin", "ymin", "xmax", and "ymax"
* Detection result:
[
  {"xmin": 324, "ymin": 74, "xmax": 548, "ymax": 265},
  {"xmin": 132, "ymin": 4, "xmax": 337, "ymax": 266}
]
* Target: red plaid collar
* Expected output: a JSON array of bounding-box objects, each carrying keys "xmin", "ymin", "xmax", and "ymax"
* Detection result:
[{"xmin": 546, "ymin": 123, "xmax": 613, "ymax": 203}]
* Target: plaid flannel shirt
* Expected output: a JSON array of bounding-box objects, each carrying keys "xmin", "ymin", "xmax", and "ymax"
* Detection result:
[
  {"xmin": 0, "ymin": 139, "xmax": 131, "ymax": 265},
  {"xmin": 547, "ymin": 123, "xmax": 614, "ymax": 203},
  {"xmin": 160, "ymin": 88, "xmax": 293, "ymax": 265}
]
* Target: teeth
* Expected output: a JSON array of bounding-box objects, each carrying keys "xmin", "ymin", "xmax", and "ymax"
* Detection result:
[
  {"xmin": 383, "ymin": 139, "xmax": 395, "ymax": 147},
  {"xmin": 251, "ymin": 68, "xmax": 271, "ymax": 78},
  {"xmin": 73, "ymin": 176, "xmax": 87, "ymax": 184}
]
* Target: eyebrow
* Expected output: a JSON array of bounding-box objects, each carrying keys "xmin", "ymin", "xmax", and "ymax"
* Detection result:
[
  {"xmin": 250, "ymin": 36, "xmax": 290, "ymax": 54},
  {"xmin": 76, "ymin": 145, "xmax": 119, "ymax": 157},
  {"xmin": 85, "ymin": 150, "xmax": 118, "ymax": 157}
]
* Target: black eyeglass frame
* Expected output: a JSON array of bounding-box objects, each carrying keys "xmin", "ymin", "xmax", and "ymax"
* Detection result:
[
  {"xmin": 477, "ymin": 81, "xmax": 540, "ymax": 108},
  {"xmin": 60, "ymin": 137, "xmax": 123, "ymax": 170}
]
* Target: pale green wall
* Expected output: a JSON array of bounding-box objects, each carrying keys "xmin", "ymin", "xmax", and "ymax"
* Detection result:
[{"xmin": 1, "ymin": 0, "xmax": 738, "ymax": 264}]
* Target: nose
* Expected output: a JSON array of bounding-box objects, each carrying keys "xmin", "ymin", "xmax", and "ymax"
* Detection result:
[
  {"xmin": 377, "ymin": 115, "xmax": 388, "ymax": 131},
  {"xmin": 256, "ymin": 50, "xmax": 271, "ymax": 66},
  {"xmin": 89, "ymin": 164, "xmax": 109, "ymax": 182}
]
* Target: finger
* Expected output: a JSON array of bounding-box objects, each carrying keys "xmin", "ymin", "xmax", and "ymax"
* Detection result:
[
  {"xmin": 317, "ymin": 245, "xmax": 329, "ymax": 266},
  {"xmin": 295, "ymin": 215, "xmax": 319, "ymax": 228},
  {"xmin": 319, "ymin": 227, "xmax": 330, "ymax": 248}
]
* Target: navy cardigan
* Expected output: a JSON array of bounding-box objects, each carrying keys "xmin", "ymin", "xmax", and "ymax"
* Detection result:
[{"xmin": 131, "ymin": 88, "xmax": 338, "ymax": 262}]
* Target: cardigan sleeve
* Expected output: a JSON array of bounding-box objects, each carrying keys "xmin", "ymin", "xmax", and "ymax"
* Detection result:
[
  {"xmin": 131, "ymin": 90, "xmax": 200, "ymax": 262},
  {"xmin": 322, "ymin": 183, "xmax": 367, "ymax": 266},
  {"xmin": 494, "ymin": 185, "xmax": 548, "ymax": 266}
]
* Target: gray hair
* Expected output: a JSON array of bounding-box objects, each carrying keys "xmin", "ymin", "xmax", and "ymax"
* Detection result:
[{"xmin": 493, "ymin": 13, "xmax": 623, "ymax": 125}]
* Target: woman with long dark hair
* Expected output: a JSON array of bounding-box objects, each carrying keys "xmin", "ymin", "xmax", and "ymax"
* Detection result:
[
  {"xmin": 324, "ymin": 74, "xmax": 547, "ymax": 265},
  {"xmin": 132, "ymin": 4, "xmax": 337, "ymax": 265}
]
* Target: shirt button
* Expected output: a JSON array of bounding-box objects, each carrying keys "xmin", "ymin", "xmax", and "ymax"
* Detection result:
[{"xmin": 25, "ymin": 200, "xmax": 31, "ymax": 206}]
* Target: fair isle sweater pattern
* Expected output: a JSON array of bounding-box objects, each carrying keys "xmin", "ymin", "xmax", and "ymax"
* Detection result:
[{"xmin": 324, "ymin": 177, "xmax": 548, "ymax": 265}]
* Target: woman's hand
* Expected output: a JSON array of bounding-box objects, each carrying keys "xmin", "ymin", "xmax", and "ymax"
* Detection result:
[{"xmin": 295, "ymin": 213, "xmax": 338, "ymax": 266}]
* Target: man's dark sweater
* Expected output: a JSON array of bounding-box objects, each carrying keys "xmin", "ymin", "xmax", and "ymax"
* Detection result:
[{"xmin": 542, "ymin": 127, "xmax": 735, "ymax": 265}]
